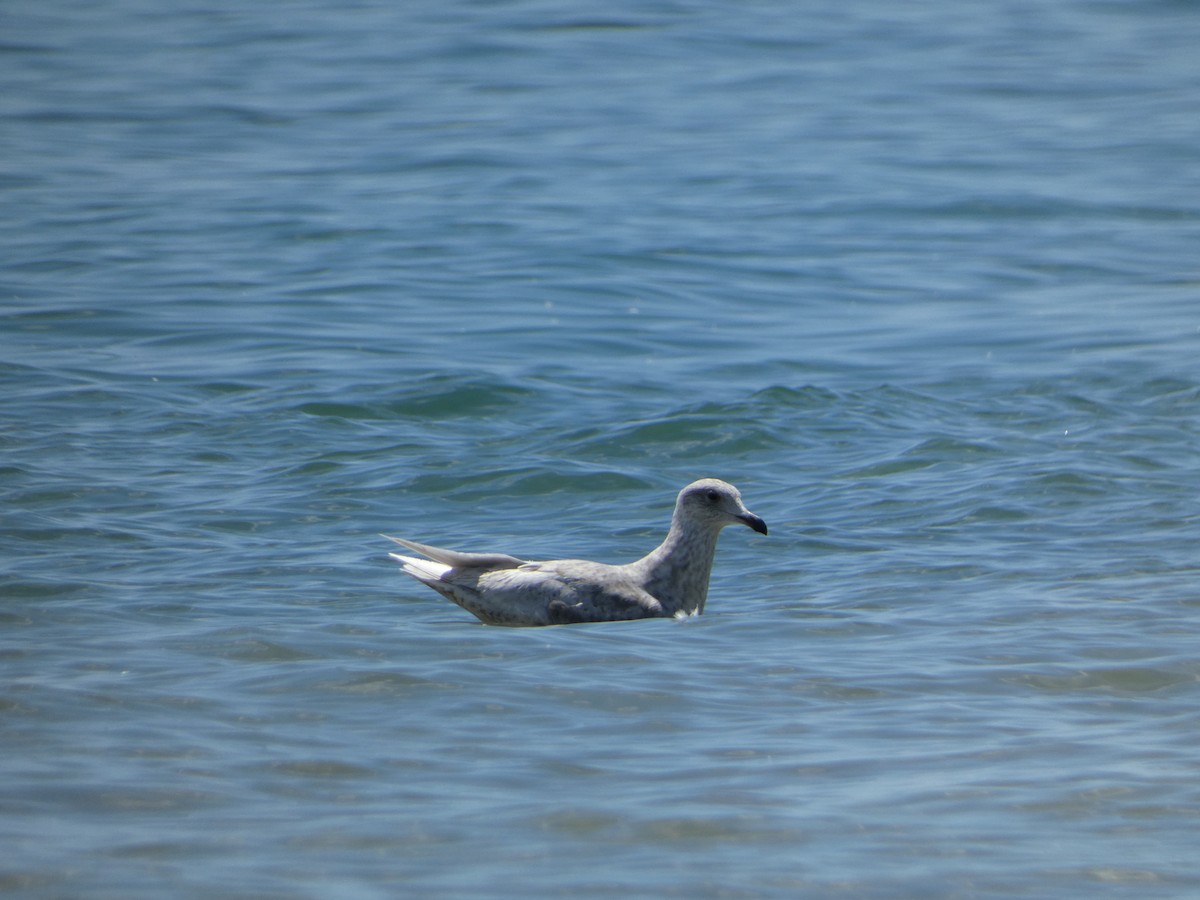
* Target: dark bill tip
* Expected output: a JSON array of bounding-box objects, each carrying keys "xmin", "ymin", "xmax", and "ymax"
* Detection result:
[{"xmin": 740, "ymin": 514, "xmax": 768, "ymax": 535}]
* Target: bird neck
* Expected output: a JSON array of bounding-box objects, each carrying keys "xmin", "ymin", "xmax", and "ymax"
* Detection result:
[{"xmin": 635, "ymin": 516, "xmax": 722, "ymax": 616}]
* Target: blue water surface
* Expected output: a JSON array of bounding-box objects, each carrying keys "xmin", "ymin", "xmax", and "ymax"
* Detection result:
[{"xmin": 3, "ymin": 1, "xmax": 1200, "ymax": 897}]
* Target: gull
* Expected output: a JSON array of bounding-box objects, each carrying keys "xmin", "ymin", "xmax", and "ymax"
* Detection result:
[{"xmin": 384, "ymin": 478, "xmax": 768, "ymax": 626}]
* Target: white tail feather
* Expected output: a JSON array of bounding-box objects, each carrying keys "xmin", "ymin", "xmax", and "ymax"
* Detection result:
[{"xmin": 389, "ymin": 553, "xmax": 452, "ymax": 583}]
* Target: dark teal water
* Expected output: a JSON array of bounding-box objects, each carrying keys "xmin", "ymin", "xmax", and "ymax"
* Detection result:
[{"xmin": 4, "ymin": 1, "xmax": 1200, "ymax": 897}]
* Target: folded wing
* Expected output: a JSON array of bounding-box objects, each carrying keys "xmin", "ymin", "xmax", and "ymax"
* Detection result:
[{"xmin": 382, "ymin": 535, "xmax": 526, "ymax": 570}]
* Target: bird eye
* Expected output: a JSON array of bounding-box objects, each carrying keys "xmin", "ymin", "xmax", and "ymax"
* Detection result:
[{"xmin": 705, "ymin": 490, "xmax": 721, "ymax": 502}]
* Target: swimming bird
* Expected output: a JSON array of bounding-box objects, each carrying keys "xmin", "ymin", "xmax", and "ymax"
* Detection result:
[{"xmin": 384, "ymin": 478, "xmax": 767, "ymax": 626}]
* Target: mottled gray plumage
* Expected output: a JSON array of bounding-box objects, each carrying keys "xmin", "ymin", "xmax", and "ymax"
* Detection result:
[{"xmin": 385, "ymin": 478, "xmax": 768, "ymax": 626}]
